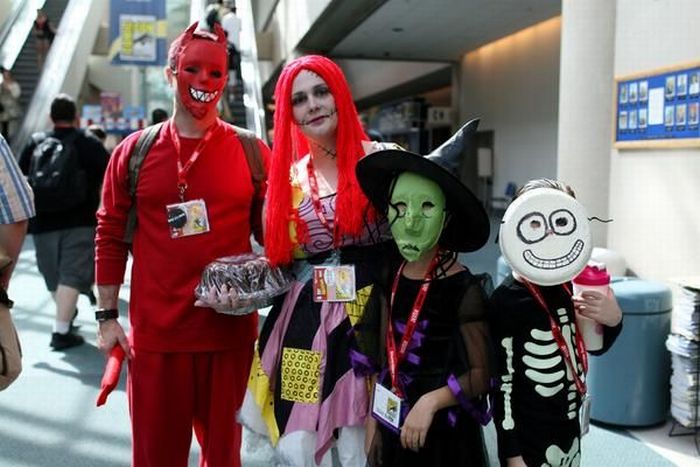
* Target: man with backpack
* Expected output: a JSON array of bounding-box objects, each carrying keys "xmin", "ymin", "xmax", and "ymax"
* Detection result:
[
  {"xmin": 94, "ymin": 22, "xmax": 269, "ymax": 466},
  {"xmin": 19, "ymin": 94, "xmax": 109, "ymax": 350}
]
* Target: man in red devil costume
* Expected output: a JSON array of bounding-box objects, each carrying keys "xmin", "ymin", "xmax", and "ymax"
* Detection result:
[{"xmin": 94, "ymin": 22, "xmax": 270, "ymax": 466}]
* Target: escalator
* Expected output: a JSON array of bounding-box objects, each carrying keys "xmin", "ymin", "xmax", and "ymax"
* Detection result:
[
  {"xmin": 0, "ymin": 0, "xmax": 105, "ymax": 154},
  {"xmin": 1, "ymin": 0, "xmax": 265, "ymax": 153},
  {"xmin": 197, "ymin": 0, "xmax": 266, "ymax": 137},
  {"xmin": 11, "ymin": 0, "xmax": 69, "ymax": 112}
]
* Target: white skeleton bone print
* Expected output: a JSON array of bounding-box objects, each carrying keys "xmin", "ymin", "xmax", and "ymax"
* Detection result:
[
  {"xmin": 541, "ymin": 437, "xmax": 580, "ymax": 467},
  {"xmin": 522, "ymin": 307, "xmax": 583, "ymax": 420}
]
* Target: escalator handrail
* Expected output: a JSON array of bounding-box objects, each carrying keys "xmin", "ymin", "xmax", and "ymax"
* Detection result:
[
  {"xmin": 238, "ymin": 0, "xmax": 267, "ymax": 140},
  {"xmin": 0, "ymin": 0, "xmax": 29, "ymax": 66}
]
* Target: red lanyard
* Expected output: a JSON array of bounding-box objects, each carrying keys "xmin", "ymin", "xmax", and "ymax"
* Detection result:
[
  {"xmin": 386, "ymin": 251, "xmax": 441, "ymax": 398},
  {"xmin": 522, "ymin": 280, "xmax": 588, "ymax": 395},
  {"xmin": 170, "ymin": 120, "xmax": 221, "ymax": 201},
  {"xmin": 306, "ymin": 157, "xmax": 337, "ymax": 238}
]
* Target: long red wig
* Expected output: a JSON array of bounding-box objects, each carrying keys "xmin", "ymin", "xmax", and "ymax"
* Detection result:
[{"xmin": 265, "ymin": 55, "xmax": 370, "ymax": 266}]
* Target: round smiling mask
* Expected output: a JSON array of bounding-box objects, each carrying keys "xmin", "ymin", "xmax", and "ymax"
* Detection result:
[{"xmin": 499, "ymin": 188, "xmax": 592, "ymax": 286}]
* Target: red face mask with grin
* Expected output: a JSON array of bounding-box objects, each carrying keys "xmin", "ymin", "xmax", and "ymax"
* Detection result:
[{"xmin": 173, "ymin": 39, "xmax": 227, "ymax": 119}]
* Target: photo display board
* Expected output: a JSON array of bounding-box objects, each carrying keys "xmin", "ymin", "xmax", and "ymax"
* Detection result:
[{"xmin": 615, "ymin": 62, "xmax": 700, "ymax": 148}]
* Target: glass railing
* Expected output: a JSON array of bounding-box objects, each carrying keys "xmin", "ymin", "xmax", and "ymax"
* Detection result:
[
  {"xmin": 10, "ymin": 0, "xmax": 106, "ymax": 154},
  {"xmin": 238, "ymin": 0, "xmax": 267, "ymax": 139},
  {"xmin": 0, "ymin": 0, "xmax": 44, "ymax": 70}
]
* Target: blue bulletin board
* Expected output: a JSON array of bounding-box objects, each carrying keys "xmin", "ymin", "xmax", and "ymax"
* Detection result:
[{"xmin": 614, "ymin": 61, "xmax": 700, "ymax": 148}]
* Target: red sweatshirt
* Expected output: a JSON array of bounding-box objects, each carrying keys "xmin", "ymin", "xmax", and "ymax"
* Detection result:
[{"xmin": 95, "ymin": 120, "xmax": 270, "ymax": 352}]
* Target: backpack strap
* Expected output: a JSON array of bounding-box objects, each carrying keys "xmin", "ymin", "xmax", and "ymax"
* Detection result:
[
  {"xmin": 124, "ymin": 123, "xmax": 164, "ymax": 244},
  {"xmin": 122, "ymin": 122, "xmax": 266, "ymax": 245},
  {"xmin": 231, "ymin": 125, "xmax": 266, "ymax": 245}
]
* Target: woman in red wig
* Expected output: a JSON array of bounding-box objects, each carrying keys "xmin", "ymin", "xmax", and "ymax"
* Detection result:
[{"xmin": 240, "ymin": 55, "xmax": 398, "ymax": 466}]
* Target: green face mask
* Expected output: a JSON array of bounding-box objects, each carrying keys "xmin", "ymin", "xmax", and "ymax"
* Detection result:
[{"xmin": 388, "ymin": 172, "xmax": 447, "ymax": 262}]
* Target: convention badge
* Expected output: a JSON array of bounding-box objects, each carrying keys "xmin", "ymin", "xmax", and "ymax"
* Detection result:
[
  {"xmin": 371, "ymin": 383, "xmax": 403, "ymax": 433},
  {"xmin": 312, "ymin": 265, "xmax": 356, "ymax": 302},
  {"xmin": 166, "ymin": 199, "xmax": 210, "ymax": 239},
  {"xmin": 499, "ymin": 188, "xmax": 592, "ymax": 286},
  {"xmin": 579, "ymin": 393, "xmax": 592, "ymax": 436}
]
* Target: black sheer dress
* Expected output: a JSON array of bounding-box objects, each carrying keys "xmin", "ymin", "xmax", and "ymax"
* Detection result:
[{"xmin": 365, "ymin": 266, "xmax": 492, "ymax": 467}]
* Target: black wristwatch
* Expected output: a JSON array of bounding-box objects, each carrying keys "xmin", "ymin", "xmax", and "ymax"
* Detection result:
[{"xmin": 95, "ymin": 308, "xmax": 119, "ymax": 322}]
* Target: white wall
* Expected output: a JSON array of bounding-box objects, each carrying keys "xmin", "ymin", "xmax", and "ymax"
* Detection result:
[
  {"xmin": 557, "ymin": 0, "xmax": 616, "ymax": 247},
  {"xmin": 608, "ymin": 0, "xmax": 700, "ymax": 280},
  {"xmin": 86, "ymin": 55, "xmax": 140, "ymax": 105},
  {"xmin": 459, "ymin": 17, "xmax": 562, "ymax": 199},
  {"xmin": 0, "ymin": 0, "xmax": 12, "ymax": 27},
  {"xmin": 264, "ymin": 0, "xmax": 332, "ymax": 65},
  {"xmin": 336, "ymin": 59, "xmax": 450, "ymax": 101}
]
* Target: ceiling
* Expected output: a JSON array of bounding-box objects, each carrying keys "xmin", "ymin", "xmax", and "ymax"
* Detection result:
[
  {"xmin": 327, "ymin": 0, "xmax": 561, "ymax": 62},
  {"xmin": 264, "ymin": 0, "xmax": 561, "ymax": 104}
]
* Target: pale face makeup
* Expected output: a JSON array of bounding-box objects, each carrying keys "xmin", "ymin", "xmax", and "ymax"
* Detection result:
[{"xmin": 291, "ymin": 70, "xmax": 338, "ymax": 143}]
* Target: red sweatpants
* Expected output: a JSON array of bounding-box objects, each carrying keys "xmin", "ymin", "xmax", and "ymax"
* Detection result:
[{"xmin": 128, "ymin": 345, "xmax": 254, "ymax": 467}]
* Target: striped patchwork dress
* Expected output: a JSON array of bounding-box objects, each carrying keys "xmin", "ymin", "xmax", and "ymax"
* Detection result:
[{"xmin": 241, "ymin": 182, "xmax": 391, "ymax": 464}]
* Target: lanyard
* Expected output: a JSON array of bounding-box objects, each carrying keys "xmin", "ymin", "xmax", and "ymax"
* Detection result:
[
  {"xmin": 386, "ymin": 251, "xmax": 441, "ymax": 398},
  {"xmin": 306, "ymin": 157, "xmax": 337, "ymax": 239},
  {"xmin": 170, "ymin": 119, "xmax": 221, "ymax": 201},
  {"xmin": 522, "ymin": 280, "xmax": 588, "ymax": 395}
]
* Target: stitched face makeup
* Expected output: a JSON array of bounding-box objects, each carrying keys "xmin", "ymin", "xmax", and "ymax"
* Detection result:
[{"xmin": 291, "ymin": 70, "xmax": 338, "ymax": 139}]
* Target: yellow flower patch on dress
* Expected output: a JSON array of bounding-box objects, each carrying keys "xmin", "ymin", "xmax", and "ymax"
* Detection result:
[{"xmin": 281, "ymin": 347, "xmax": 321, "ymax": 403}]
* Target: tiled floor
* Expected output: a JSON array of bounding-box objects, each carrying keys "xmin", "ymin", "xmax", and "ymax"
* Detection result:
[
  {"xmin": 2, "ymin": 232, "xmax": 698, "ymax": 466},
  {"xmin": 628, "ymin": 421, "xmax": 699, "ymax": 466}
]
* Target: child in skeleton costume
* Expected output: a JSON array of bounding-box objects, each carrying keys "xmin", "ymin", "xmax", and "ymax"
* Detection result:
[
  {"xmin": 355, "ymin": 119, "xmax": 493, "ymax": 467},
  {"xmin": 490, "ymin": 180, "xmax": 623, "ymax": 467}
]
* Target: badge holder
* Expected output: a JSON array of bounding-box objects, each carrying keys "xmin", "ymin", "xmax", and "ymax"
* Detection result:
[
  {"xmin": 371, "ymin": 383, "xmax": 404, "ymax": 434},
  {"xmin": 312, "ymin": 250, "xmax": 356, "ymax": 302},
  {"xmin": 579, "ymin": 393, "xmax": 592, "ymax": 436},
  {"xmin": 166, "ymin": 198, "xmax": 210, "ymax": 239}
]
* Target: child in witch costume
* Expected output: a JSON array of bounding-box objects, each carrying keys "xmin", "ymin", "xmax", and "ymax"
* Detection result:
[
  {"xmin": 490, "ymin": 179, "xmax": 623, "ymax": 467},
  {"xmin": 355, "ymin": 119, "xmax": 493, "ymax": 466}
]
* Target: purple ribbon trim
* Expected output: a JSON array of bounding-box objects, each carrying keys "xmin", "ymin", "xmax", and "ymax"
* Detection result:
[
  {"xmin": 393, "ymin": 320, "xmax": 427, "ymax": 351},
  {"xmin": 405, "ymin": 351, "xmax": 421, "ymax": 366},
  {"xmin": 348, "ymin": 348, "xmax": 378, "ymax": 377},
  {"xmin": 446, "ymin": 374, "xmax": 493, "ymax": 426}
]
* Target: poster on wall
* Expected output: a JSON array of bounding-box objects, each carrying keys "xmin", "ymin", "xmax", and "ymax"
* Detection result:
[
  {"xmin": 614, "ymin": 61, "xmax": 700, "ymax": 148},
  {"xmin": 109, "ymin": 0, "xmax": 167, "ymax": 66}
]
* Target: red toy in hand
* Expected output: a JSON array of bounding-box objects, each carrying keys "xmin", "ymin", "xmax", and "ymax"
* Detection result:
[{"xmin": 96, "ymin": 345, "xmax": 126, "ymax": 407}]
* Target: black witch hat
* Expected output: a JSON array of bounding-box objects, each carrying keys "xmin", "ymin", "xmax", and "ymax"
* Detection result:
[{"xmin": 356, "ymin": 118, "xmax": 489, "ymax": 252}]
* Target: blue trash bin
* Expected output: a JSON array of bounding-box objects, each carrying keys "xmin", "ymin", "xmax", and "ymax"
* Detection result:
[
  {"xmin": 587, "ymin": 278, "xmax": 672, "ymax": 426},
  {"xmin": 496, "ymin": 255, "xmax": 512, "ymax": 286}
]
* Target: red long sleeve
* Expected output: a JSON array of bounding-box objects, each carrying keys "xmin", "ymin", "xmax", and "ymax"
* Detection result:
[{"xmin": 95, "ymin": 121, "xmax": 270, "ymax": 352}]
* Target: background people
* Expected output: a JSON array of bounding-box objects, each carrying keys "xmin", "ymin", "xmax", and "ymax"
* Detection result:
[
  {"xmin": 221, "ymin": 1, "xmax": 242, "ymax": 88},
  {"xmin": 0, "ymin": 134, "xmax": 34, "ymax": 390},
  {"xmin": 33, "ymin": 9, "xmax": 56, "ymax": 68},
  {"xmin": 150, "ymin": 108, "xmax": 168, "ymax": 125},
  {"xmin": 0, "ymin": 67, "xmax": 21, "ymax": 143},
  {"xmin": 18, "ymin": 94, "xmax": 109, "ymax": 350}
]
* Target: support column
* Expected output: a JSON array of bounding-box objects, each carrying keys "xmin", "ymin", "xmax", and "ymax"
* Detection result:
[{"xmin": 556, "ymin": 0, "xmax": 616, "ymax": 246}]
